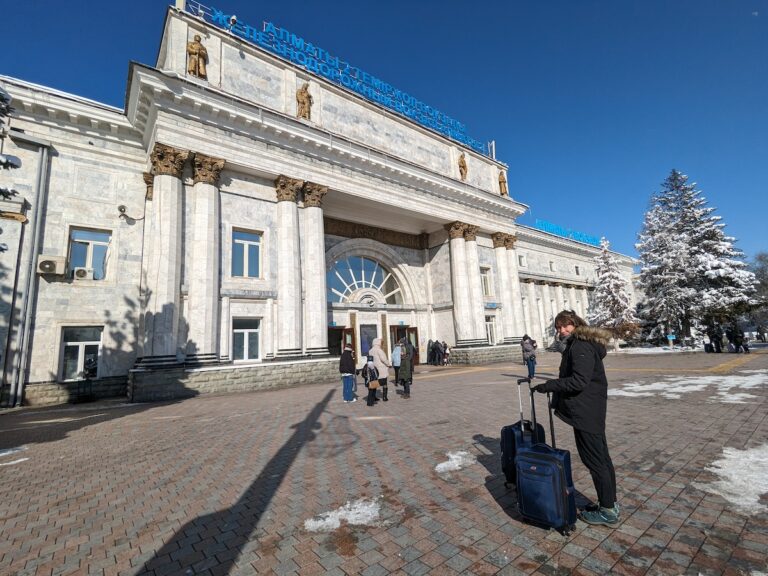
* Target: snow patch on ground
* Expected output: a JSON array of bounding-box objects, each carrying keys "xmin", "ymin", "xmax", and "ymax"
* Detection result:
[
  {"xmin": 304, "ymin": 498, "xmax": 381, "ymax": 532},
  {"xmin": 693, "ymin": 444, "xmax": 768, "ymax": 514},
  {"xmin": 435, "ymin": 451, "xmax": 476, "ymax": 474},
  {"xmin": 0, "ymin": 446, "xmax": 27, "ymax": 459},
  {"xmin": 0, "ymin": 458, "xmax": 29, "ymax": 466},
  {"xmin": 609, "ymin": 370, "xmax": 768, "ymax": 402},
  {"xmin": 612, "ymin": 346, "xmax": 701, "ymax": 355}
]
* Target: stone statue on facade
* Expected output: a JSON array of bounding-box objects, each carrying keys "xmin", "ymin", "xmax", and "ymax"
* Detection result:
[
  {"xmin": 186, "ymin": 35, "xmax": 208, "ymax": 80},
  {"xmin": 498, "ymin": 171, "xmax": 508, "ymax": 196},
  {"xmin": 458, "ymin": 153, "xmax": 468, "ymax": 181},
  {"xmin": 296, "ymin": 82, "xmax": 313, "ymax": 121}
]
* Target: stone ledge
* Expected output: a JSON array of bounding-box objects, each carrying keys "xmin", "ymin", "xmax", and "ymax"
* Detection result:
[{"xmin": 450, "ymin": 344, "xmax": 521, "ymax": 365}]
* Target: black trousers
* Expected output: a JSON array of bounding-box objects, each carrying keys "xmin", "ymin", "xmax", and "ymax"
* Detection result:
[{"xmin": 573, "ymin": 429, "xmax": 617, "ymax": 508}]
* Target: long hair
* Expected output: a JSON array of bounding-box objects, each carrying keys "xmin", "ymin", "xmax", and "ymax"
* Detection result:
[{"xmin": 554, "ymin": 309, "xmax": 588, "ymax": 329}]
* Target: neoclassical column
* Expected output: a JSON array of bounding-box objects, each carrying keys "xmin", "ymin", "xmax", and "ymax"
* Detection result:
[
  {"xmin": 302, "ymin": 182, "xmax": 329, "ymax": 356},
  {"xmin": 275, "ymin": 175, "xmax": 304, "ymax": 358},
  {"xmin": 186, "ymin": 153, "xmax": 225, "ymax": 364},
  {"xmin": 569, "ymin": 285, "xmax": 579, "ymax": 314},
  {"xmin": 445, "ymin": 222, "xmax": 474, "ymax": 346},
  {"xmin": 524, "ymin": 280, "xmax": 540, "ymax": 343},
  {"xmin": 141, "ymin": 143, "xmax": 188, "ymax": 363},
  {"xmin": 521, "ymin": 280, "xmax": 534, "ymax": 338},
  {"xmin": 554, "ymin": 283, "xmax": 566, "ymax": 316},
  {"xmin": 463, "ymin": 225, "xmax": 487, "ymax": 344},
  {"xmin": 504, "ymin": 234, "xmax": 526, "ymax": 339},
  {"xmin": 492, "ymin": 233, "xmax": 514, "ymax": 343},
  {"xmin": 577, "ymin": 287, "xmax": 589, "ymax": 318},
  {"xmin": 541, "ymin": 282, "xmax": 555, "ymax": 346}
]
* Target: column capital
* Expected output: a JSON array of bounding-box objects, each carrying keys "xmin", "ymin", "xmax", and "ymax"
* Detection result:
[
  {"xmin": 150, "ymin": 143, "xmax": 189, "ymax": 178},
  {"xmin": 445, "ymin": 221, "xmax": 468, "ymax": 240},
  {"xmin": 274, "ymin": 175, "xmax": 304, "ymax": 202},
  {"xmin": 504, "ymin": 234, "xmax": 518, "ymax": 250},
  {"xmin": 491, "ymin": 232, "xmax": 507, "ymax": 248},
  {"xmin": 303, "ymin": 182, "xmax": 328, "ymax": 207},
  {"xmin": 464, "ymin": 225, "xmax": 479, "ymax": 242},
  {"xmin": 143, "ymin": 172, "xmax": 154, "ymax": 200},
  {"xmin": 192, "ymin": 153, "xmax": 225, "ymax": 185}
]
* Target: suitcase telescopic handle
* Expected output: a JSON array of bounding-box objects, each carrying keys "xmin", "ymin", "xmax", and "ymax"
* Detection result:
[
  {"xmin": 547, "ymin": 392, "xmax": 557, "ymax": 450},
  {"xmin": 517, "ymin": 378, "xmax": 539, "ymax": 435},
  {"xmin": 516, "ymin": 378, "xmax": 527, "ymax": 424}
]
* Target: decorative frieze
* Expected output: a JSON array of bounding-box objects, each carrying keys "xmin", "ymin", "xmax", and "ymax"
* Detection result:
[
  {"xmin": 150, "ymin": 143, "xmax": 189, "ymax": 178},
  {"xmin": 445, "ymin": 221, "xmax": 467, "ymax": 240},
  {"xmin": 274, "ymin": 175, "xmax": 304, "ymax": 202},
  {"xmin": 326, "ymin": 217, "xmax": 429, "ymax": 250},
  {"xmin": 192, "ymin": 153, "xmax": 225, "ymax": 185},
  {"xmin": 303, "ymin": 182, "xmax": 328, "ymax": 207},
  {"xmin": 463, "ymin": 225, "xmax": 479, "ymax": 242},
  {"xmin": 142, "ymin": 172, "xmax": 154, "ymax": 200}
]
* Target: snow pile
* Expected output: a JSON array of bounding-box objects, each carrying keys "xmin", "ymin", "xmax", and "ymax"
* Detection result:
[
  {"xmin": 304, "ymin": 498, "xmax": 381, "ymax": 532},
  {"xmin": 609, "ymin": 370, "xmax": 767, "ymax": 402},
  {"xmin": 0, "ymin": 458, "xmax": 29, "ymax": 467},
  {"xmin": 435, "ymin": 451, "xmax": 476, "ymax": 474},
  {"xmin": 693, "ymin": 444, "xmax": 768, "ymax": 514}
]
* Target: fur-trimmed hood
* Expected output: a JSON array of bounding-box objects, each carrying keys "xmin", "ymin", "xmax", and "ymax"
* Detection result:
[{"xmin": 572, "ymin": 325, "xmax": 612, "ymax": 348}]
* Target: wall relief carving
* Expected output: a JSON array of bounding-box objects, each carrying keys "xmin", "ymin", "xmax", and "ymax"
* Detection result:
[
  {"xmin": 296, "ymin": 82, "xmax": 313, "ymax": 120},
  {"xmin": 186, "ymin": 35, "xmax": 208, "ymax": 80},
  {"xmin": 325, "ymin": 217, "xmax": 429, "ymax": 250},
  {"xmin": 458, "ymin": 153, "xmax": 468, "ymax": 181}
]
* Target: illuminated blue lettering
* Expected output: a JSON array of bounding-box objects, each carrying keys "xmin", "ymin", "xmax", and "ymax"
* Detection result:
[
  {"xmin": 211, "ymin": 8, "xmax": 229, "ymax": 26},
  {"xmin": 264, "ymin": 22, "xmax": 278, "ymax": 36}
]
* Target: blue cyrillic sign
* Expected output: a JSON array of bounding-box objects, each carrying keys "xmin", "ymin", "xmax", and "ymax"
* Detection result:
[
  {"xmin": 533, "ymin": 219, "xmax": 601, "ymax": 247},
  {"xmin": 187, "ymin": 3, "xmax": 487, "ymax": 155}
]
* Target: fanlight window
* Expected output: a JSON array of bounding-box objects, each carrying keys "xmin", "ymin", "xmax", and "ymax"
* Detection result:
[{"xmin": 327, "ymin": 256, "xmax": 403, "ymax": 305}]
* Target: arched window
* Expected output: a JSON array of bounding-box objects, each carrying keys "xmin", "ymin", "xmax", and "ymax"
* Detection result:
[{"xmin": 327, "ymin": 256, "xmax": 403, "ymax": 305}]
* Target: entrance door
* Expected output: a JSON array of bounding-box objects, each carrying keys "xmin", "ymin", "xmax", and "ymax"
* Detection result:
[
  {"xmin": 328, "ymin": 327, "xmax": 344, "ymax": 356},
  {"xmin": 406, "ymin": 327, "xmax": 420, "ymax": 366},
  {"xmin": 342, "ymin": 327, "xmax": 356, "ymax": 361}
]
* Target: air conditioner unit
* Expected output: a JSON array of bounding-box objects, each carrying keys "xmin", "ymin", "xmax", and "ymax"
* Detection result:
[
  {"xmin": 36, "ymin": 255, "xmax": 66, "ymax": 275},
  {"xmin": 73, "ymin": 267, "xmax": 94, "ymax": 281}
]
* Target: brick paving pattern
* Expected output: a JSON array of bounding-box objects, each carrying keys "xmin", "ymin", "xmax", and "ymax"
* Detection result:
[{"xmin": 1, "ymin": 348, "xmax": 766, "ymax": 575}]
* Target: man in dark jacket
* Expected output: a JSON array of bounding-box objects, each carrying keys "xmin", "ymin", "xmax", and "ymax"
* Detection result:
[
  {"xmin": 531, "ymin": 310, "xmax": 620, "ymax": 527},
  {"xmin": 338, "ymin": 344, "xmax": 357, "ymax": 403}
]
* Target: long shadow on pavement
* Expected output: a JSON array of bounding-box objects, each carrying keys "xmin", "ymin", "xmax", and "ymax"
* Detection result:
[{"xmin": 138, "ymin": 389, "xmax": 335, "ymax": 575}]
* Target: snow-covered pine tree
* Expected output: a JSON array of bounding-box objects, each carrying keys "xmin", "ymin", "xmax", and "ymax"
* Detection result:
[
  {"xmin": 636, "ymin": 170, "xmax": 756, "ymax": 340},
  {"xmin": 587, "ymin": 238, "xmax": 639, "ymax": 349}
]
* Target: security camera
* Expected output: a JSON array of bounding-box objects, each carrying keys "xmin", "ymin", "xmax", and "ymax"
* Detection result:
[
  {"xmin": 118, "ymin": 205, "xmax": 127, "ymax": 214},
  {"xmin": 229, "ymin": 14, "xmax": 237, "ymax": 27}
]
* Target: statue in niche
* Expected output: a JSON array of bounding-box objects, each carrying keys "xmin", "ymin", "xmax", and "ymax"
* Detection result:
[
  {"xmin": 296, "ymin": 82, "xmax": 313, "ymax": 120},
  {"xmin": 499, "ymin": 171, "xmax": 508, "ymax": 196},
  {"xmin": 458, "ymin": 153, "xmax": 468, "ymax": 181},
  {"xmin": 186, "ymin": 35, "xmax": 208, "ymax": 79}
]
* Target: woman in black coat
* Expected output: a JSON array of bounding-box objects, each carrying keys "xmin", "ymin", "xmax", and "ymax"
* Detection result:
[{"xmin": 531, "ymin": 310, "xmax": 620, "ymax": 527}]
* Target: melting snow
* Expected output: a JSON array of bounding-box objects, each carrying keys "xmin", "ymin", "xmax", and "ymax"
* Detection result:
[
  {"xmin": 435, "ymin": 451, "xmax": 476, "ymax": 474},
  {"xmin": 693, "ymin": 444, "xmax": 768, "ymax": 514},
  {"xmin": 304, "ymin": 498, "xmax": 381, "ymax": 532},
  {"xmin": 0, "ymin": 446, "xmax": 27, "ymax": 459},
  {"xmin": 609, "ymin": 371, "xmax": 767, "ymax": 403},
  {"xmin": 0, "ymin": 458, "xmax": 29, "ymax": 466}
]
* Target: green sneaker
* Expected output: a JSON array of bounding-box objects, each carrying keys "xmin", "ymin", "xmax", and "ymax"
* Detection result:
[{"xmin": 580, "ymin": 504, "xmax": 620, "ymax": 527}]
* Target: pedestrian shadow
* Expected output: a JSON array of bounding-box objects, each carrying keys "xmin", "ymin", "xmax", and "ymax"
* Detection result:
[
  {"xmin": 138, "ymin": 389, "xmax": 335, "ymax": 575},
  {"xmin": 472, "ymin": 434, "xmax": 593, "ymax": 526}
]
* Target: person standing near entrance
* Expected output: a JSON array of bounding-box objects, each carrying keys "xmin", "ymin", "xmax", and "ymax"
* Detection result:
[
  {"xmin": 399, "ymin": 338, "xmax": 413, "ymax": 398},
  {"xmin": 338, "ymin": 344, "xmax": 357, "ymax": 403},
  {"xmin": 370, "ymin": 338, "xmax": 392, "ymax": 401},
  {"xmin": 391, "ymin": 341, "xmax": 402, "ymax": 385}
]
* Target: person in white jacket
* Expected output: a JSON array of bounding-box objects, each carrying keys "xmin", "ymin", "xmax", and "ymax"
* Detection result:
[{"xmin": 370, "ymin": 338, "xmax": 392, "ymax": 401}]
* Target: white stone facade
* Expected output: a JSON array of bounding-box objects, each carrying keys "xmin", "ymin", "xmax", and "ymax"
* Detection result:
[{"xmin": 0, "ymin": 6, "xmax": 635, "ymax": 405}]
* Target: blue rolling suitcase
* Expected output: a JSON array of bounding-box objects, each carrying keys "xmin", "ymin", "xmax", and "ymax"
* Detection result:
[
  {"xmin": 500, "ymin": 378, "xmax": 545, "ymax": 486},
  {"xmin": 515, "ymin": 388, "xmax": 577, "ymax": 534}
]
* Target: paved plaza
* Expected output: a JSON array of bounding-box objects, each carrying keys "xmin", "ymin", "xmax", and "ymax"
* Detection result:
[{"xmin": 1, "ymin": 349, "xmax": 767, "ymax": 576}]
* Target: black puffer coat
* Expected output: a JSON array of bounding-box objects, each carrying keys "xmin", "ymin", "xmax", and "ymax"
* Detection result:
[{"xmin": 538, "ymin": 326, "xmax": 611, "ymax": 434}]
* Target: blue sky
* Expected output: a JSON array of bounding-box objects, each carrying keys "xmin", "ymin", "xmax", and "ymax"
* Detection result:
[{"xmin": 4, "ymin": 0, "xmax": 766, "ymax": 261}]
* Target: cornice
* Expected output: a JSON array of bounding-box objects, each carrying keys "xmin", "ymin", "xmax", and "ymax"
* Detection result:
[{"xmin": 128, "ymin": 65, "xmax": 528, "ymax": 222}]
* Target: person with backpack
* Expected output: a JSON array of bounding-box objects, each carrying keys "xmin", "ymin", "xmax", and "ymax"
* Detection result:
[
  {"xmin": 370, "ymin": 338, "xmax": 392, "ymax": 402},
  {"xmin": 361, "ymin": 355, "xmax": 379, "ymax": 407},
  {"xmin": 529, "ymin": 310, "xmax": 620, "ymax": 527},
  {"xmin": 521, "ymin": 334, "xmax": 538, "ymax": 380},
  {"xmin": 338, "ymin": 344, "xmax": 357, "ymax": 403}
]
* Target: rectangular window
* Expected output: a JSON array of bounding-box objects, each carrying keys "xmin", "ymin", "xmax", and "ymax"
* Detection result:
[
  {"xmin": 575, "ymin": 265, "xmax": 581, "ymax": 276},
  {"xmin": 232, "ymin": 230, "xmax": 261, "ymax": 278},
  {"xmin": 485, "ymin": 316, "xmax": 497, "ymax": 345},
  {"xmin": 518, "ymin": 255, "xmax": 527, "ymax": 267},
  {"xmin": 60, "ymin": 326, "xmax": 103, "ymax": 381},
  {"xmin": 232, "ymin": 318, "xmax": 260, "ymax": 361},
  {"xmin": 69, "ymin": 228, "xmax": 111, "ymax": 280},
  {"xmin": 480, "ymin": 267, "xmax": 493, "ymax": 297}
]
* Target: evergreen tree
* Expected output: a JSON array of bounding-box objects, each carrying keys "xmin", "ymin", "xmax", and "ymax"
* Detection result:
[
  {"xmin": 636, "ymin": 170, "xmax": 756, "ymax": 340},
  {"xmin": 587, "ymin": 238, "xmax": 639, "ymax": 348}
]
